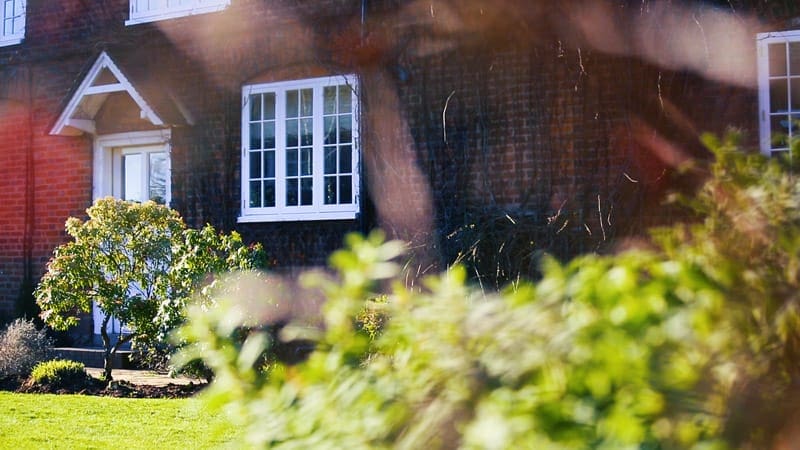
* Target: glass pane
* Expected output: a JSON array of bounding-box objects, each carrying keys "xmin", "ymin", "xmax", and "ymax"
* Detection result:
[
  {"xmin": 770, "ymin": 43, "xmax": 788, "ymax": 77},
  {"xmin": 149, "ymin": 153, "xmax": 168, "ymax": 204},
  {"xmin": 301, "ymin": 118, "xmax": 313, "ymax": 146},
  {"xmin": 340, "ymin": 175, "xmax": 352, "ymax": 204},
  {"xmin": 263, "ymin": 92, "xmax": 276, "ymax": 120},
  {"xmin": 286, "ymin": 119, "xmax": 298, "ymax": 147},
  {"xmin": 790, "ymin": 42, "xmax": 800, "ymax": 76},
  {"xmin": 324, "ymin": 116, "xmax": 337, "ymax": 145},
  {"xmin": 286, "ymin": 179, "xmax": 299, "ymax": 206},
  {"xmin": 300, "ymin": 148, "xmax": 313, "ymax": 176},
  {"xmin": 340, "ymin": 145, "xmax": 352, "ymax": 173},
  {"xmin": 771, "ymin": 79, "xmax": 789, "ymax": 112},
  {"xmin": 249, "ymin": 151, "xmax": 261, "ymax": 179},
  {"xmin": 286, "ymin": 90, "xmax": 299, "ymax": 118},
  {"xmin": 249, "ymin": 94, "xmax": 262, "ymax": 121},
  {"xmin": 249, "ymin": 181, "xmax": 261, "ymax": 207},
  {"xmin": 123, "ymin": 154, "xmax": 143, "ymax": 202},
  {"xmin": 301, "ymin": 178, "xmax": 313, "ymax": 205},
  {"xmin": 771, "ymin": 115, "xmax": 789, "ymax": 149},
  {"xmin": 300, "ymin": 89, "xmax": 313, "ymax": 116},
  {"xmin": 264, "ymin": 122, "xmax": 275, "ymax": 149},
  {"xmin": 264, "ymin": 180, "xmax": 275, "ymax": 207},
  {"xmin": 286, "ymin": 149, "xmax": 298, "ymax": 176},
  {"xmin": 324, "ymin": 86, "xmax": 336, "ymax": 114},
  {"xmin": 265, "ymin": 150, "xmax": 275, "ymax": 178},
  {"xmin": 249, "ymin": 123, "xmax": 262, "ymax": 149},
  {"xmin": 324, "ymin": 146, "xmax": 337, "ymax": 174},
  {"xmin": 340, "ymin": 115, "xmax": 352, "ymax": 143},
  {"xmin": 339, "ymin": 85, "xmax": 352, "ymax": 113},
  {"xmin": 325, "ymin": 176, "xmax": 336, "ymax": 204},
  {"xmin": 793, "ymin": 78, "xmax": 800, "ymax": 111}
]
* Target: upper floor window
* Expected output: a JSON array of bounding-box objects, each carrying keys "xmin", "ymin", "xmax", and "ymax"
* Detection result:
[
  {"xmin": 757, "ymin": 30, "xmax": 800, "ymax": 156},
  {"xmin": 240, "ymin": 75, "xmax": 360, "ymax": 223},
  {"xmin": 0, "ymin": 0, "xmax": 25, "ymax": 46},
  {"xmin": 127, "ymin": 0, "xmax": 229, "ymax": 25}
]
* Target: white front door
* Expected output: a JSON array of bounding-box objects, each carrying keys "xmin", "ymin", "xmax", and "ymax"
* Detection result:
[{"xmin": 92, "ymin": 141, "xmax": 172, "ymax": 337}]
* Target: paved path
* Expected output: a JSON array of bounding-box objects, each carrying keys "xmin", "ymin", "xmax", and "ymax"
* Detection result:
[{"xmin": 84, "ymin": 368, "xmax": 204, "ymax": 387}]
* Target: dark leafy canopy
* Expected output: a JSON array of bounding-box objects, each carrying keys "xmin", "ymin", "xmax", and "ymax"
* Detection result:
[
  {"xmin": 35, "ymin": 198, "xmax": 265, "ymax": 377},
  {"xmin": 180, "ymin": 135, "xmax": 800, "ymax": 449}
]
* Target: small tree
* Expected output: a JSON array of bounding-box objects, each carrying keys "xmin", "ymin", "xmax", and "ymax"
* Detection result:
[{"xmin": 35, "ymin": 197, "xmax": 264, "ymax": 380}]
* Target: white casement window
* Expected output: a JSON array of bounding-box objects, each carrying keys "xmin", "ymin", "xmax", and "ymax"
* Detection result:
[
  {"xmin": 127, "ymin": 0, "xmax": 229, "ymax": 25},
  {"xmin": 0, "ymin": 0, "xmax": 25, "ymax": 46},
  {"xmin": 757, "ymin": 30, "xmax": 800, "ymax": 156},
  {"xmin": 114, "ymin": 146, "xmax": 171, "ymax": 205},
  {"xmin": 240, "ymin": 75, "xmax": 360, "ymax": 223}
]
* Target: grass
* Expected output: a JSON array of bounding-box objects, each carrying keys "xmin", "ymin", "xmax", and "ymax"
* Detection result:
[{"xmin": 0, "ymin": 392, "xmax": 238, "ymax": 449}]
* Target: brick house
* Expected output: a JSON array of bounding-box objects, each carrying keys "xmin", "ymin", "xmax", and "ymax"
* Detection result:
[{"xmin": 0, "ymin": 1, "xmax": 798, "ymax": 339}]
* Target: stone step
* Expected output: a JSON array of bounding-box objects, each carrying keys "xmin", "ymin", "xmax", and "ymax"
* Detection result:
[{"xmin": 53, "ymin": 347, "xmax": 134, "ymax": 369}]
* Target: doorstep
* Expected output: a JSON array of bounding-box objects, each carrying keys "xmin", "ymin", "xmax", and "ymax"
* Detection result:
[{"xmin": 52, "ymin": 347, "xmax": 134, "ymax": 369}]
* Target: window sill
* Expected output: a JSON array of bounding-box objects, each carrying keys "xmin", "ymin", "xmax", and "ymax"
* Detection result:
[
  {"xmin": 238, "ymin": 210, "xmax": 359, "ymax": 223},
  {"xmin": 125, "ymin": 2, "xmax": 229, "ymax": 26},
  {"xmin": 0, "ymin": 35, "xmax": 23, "ymax": 47}
]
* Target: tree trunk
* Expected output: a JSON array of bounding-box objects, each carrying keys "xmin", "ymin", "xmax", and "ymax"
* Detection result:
[{"xmin": 99, "ymin": 315, "xmax": 113, "ymax": 381}]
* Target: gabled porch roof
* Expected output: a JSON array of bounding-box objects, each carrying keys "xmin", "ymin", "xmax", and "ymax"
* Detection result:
[{"xmin": 50, "ymin": 50, "xmax": 190, "ymax": 136}]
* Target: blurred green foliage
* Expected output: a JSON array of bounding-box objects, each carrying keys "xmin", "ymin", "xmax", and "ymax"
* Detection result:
[{"xmin": 178, "ymin": 134, "xmax": 800, "ymax": 449}]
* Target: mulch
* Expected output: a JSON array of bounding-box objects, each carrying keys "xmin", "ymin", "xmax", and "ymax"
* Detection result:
[{"xmin": 0, "ymin": 374, "xmax": 205, "ymax": 399}]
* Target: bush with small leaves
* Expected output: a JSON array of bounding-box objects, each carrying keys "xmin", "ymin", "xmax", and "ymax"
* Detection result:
[
  {"xmin": 35, "ymin": 197, "xmax": 266, "ymax": 380},
  {"xmin": 178, "ymin": 134, "xmax": 800, "ymax": 449},
  {"xmin": 29, "ymin": 359, "xmax": 88, "ymax": 388},
  {"xmin": 0, "ymin": 318, "xmax": 53, "ymax": 377}
]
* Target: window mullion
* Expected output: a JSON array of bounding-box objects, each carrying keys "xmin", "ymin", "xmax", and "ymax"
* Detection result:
[
  {"xmin": 241, "ymin": 91, "xmax": 249, "ymax": 213},
  {"xmin": 313, "ymin": 84, "xmax": 324, "ymax": 210},
  {"xmin": 275, "ymin": 90, "xmax": 287, "ymax": 211},
  {"xmin": 142, "ymin": 149, "xmax": 150, "ymax": 201},
  {"xmin": 351, "ymin": 79, "xmax": 360, "ymax": 207}
]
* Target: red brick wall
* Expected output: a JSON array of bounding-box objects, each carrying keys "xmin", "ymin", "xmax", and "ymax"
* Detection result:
[{"xmin": 0, "ymin": 101, "xmax": 30, "ymax": 320}]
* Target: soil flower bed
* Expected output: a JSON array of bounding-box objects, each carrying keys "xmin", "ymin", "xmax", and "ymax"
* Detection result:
[{"xmin": 0, "ymin": 374, "xmax": 205, "ymax": 398}]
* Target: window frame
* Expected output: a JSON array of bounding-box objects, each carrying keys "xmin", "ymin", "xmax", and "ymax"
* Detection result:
[
  {"xmin": 239, "ymin": 75, "xmax": 361, "ymax": 223},
  {"xmin": 114, "ymin": 145, "xmax": 171, "ymax": 205},
  {"xmin": 126, "ymin": 0, "xmax": 230, "ymax": 26},
  {"xmin": 93, "ymin": 130, "xmax": 173, "ymax": 206},
  {"xmin": 0, "ymin": 0, "xmax": 25, "ymax": 47},
  {"xmin": 757, "ymin": 30, "xmax": 800, "ymax": 155}
]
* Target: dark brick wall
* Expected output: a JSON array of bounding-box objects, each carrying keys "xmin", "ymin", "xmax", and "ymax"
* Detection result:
[{"xmin": 0, "ymin": 0, "xmax": 793, "ymax": 314}]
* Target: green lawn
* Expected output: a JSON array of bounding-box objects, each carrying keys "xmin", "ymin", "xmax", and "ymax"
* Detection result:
[{"xmin": 0, "ymin": 392, "xmax": 238, "ymax": 449}]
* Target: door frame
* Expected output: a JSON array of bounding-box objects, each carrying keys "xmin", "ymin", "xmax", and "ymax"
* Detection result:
[
  {"xmin": 93, "ymin": 129, "xmax": 172, "ymax": 203},
  {"xmin": 91, "ymin": 129, "xmax": 172, "ymax": 338}
]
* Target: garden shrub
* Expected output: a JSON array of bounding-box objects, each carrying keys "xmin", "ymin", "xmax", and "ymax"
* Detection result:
[
  {"xmin": 35, "ymin": 198, "xmax": 266, "ymax": 380},
  {"xmin": 181, "ymin": 233, "xmax": 737, "ymax": 449},
  {"xmin": 178, "ymin": 135, "xmax": 800, "ymax": 449},
  {"xmin": 0, "ymin": 318, "xmax": 53, "ymax": 377},
  {"xmin": 29, "ymin": 359, "xmax": 87, "ymax": 388}
]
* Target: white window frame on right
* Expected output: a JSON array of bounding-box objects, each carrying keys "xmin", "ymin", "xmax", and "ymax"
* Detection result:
[
  {"xmin": 757, "ymin": 30, "xmax": 800, "ymax": 156},
  {"xmin": 0, "ymin": 0, "xmax": 25, "ymax": 47},
  {"xmin": 239, "ymin": 75, "xmax": 361, "ymax": 223},
  {"xmin": 126, "ymin": 0, "xmax": 229, "ymax": 26}
]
